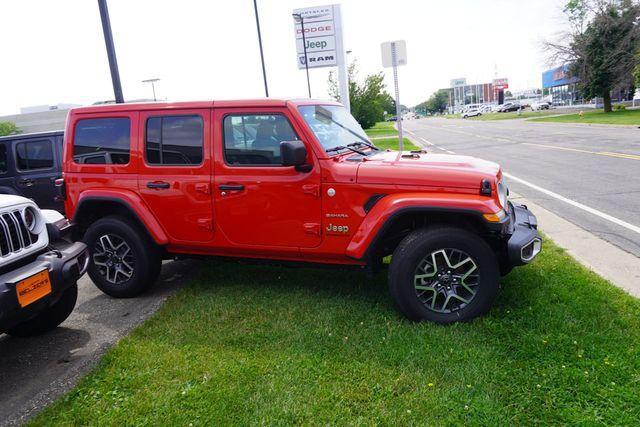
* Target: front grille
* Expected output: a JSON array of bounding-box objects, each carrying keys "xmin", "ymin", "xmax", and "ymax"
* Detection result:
[{"xmin": 0, "ymin": 210, "xmax": 33, "ymax": 256}]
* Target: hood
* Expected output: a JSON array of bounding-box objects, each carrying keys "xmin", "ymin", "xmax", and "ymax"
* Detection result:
[
  {"xmin": 356, "ymin": 151, "xmax": 501, "ymax": 189},
  {"xmin": 0, "ymin": 194, "xmax": 33, "ymax": 208}
]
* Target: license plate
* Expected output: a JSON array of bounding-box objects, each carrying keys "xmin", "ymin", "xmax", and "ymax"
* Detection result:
[{"xmin": 16, "ymin": 270, "xmax": 52, "ymax": 308}]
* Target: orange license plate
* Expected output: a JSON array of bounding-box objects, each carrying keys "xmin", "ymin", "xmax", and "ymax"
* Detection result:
[{"xmin": 16, "ymin": 270, "xmax": 52, "ymax": 308}]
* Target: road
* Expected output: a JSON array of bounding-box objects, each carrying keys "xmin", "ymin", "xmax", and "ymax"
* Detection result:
[
  {"xmin": 0, "ymin": 259, "xmax": 199, "ymax": 427},
  {"xmin": 403, "ymin": 118, "xmax": 640, "ymax": 257}
]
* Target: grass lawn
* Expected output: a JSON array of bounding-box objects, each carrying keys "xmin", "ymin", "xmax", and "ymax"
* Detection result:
[
  {"xmin": 531, "ymin": 108, "xmax": 640, "ymax": 125},
  {"xmin": 373, "ymin": 137, "xmax": 419, "ymax": 151},
  {"xmin": 365, "ymin": 121, "xmax": 398, "ymax": 137},
  {"xmin": 33, "ymin": 240, "xmax": 640, "ymax": 425}
]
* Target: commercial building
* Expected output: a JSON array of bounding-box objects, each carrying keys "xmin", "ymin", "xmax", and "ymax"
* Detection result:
[
  {"xmin": 542, "ymin": 64, "xmax": 582, "ymax": 106},
  {"xmin": 442, "ymin": 78, "xmax": 509, "ymax": 112}
]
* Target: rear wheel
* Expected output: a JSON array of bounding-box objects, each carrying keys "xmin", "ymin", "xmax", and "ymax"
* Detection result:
[
  {"xmin": 388, "ymin": 227, "xmax": 500, "ymax": 324},
  {"xmin": 84, "ymin": 216, "xmax": 161, "ymax": 298},
  {"xmin": 8, "ymin": 283, "xmax": 78, "ymax": 337}
]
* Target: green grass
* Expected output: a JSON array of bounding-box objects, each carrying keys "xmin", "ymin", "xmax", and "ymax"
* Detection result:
[
  {"xmin": 32, "ymin": 239, "xmax": 640, "ymax": 425},
  {"xmin": 373, "ymin": 137, "xmax": 419, "ymax": 151},
  {"xmin": 531, "ymin": 108, "xmax": 640, "ymax": 125},
  {"xmin": 365, "ymin": 121, "xmax": 398, "ymax": 137}
]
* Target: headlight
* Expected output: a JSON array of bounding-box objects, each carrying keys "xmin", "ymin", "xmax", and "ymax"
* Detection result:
[
  {"xmin": 497, "ymin": 179, "xmax": 509, "ymax": 210},
  {"xmin": 22, "ymin": 206, "xmax": 39, "ymax": 233}
]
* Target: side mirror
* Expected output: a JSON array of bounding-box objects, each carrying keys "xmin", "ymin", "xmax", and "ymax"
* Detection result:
[{"xmin": 280, "ymin": 140, "xmax": 308, "ymax": 170}]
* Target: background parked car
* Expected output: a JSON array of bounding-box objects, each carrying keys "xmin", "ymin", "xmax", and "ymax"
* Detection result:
[
  {"xmin": 531, "ymin": 101, "xmax": 551, "ymax": 111},
  {"xmin": 0, "ymin": 131, "xmax": 64, "ymax": 212},
  {"xmin": 462, "ymin": 108, "xmax": 482, "ymax": 119},
  {"xmin": 498, "ymin": 103, "xmax": 520, "ymax": 112}
]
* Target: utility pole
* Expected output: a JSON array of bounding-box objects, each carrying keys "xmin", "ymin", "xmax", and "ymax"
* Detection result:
[
  {"xmin": 253, "ymin": 0, "xmax": 269, "ymax": 97},
  {"xmin": 97, "ymin": 0, "xmax": 124, "ymax": 103}
]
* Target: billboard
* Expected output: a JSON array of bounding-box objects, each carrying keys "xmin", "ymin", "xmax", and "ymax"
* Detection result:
[
  {"xmin": 492, "ymin": 78, "xmax": 509, "ymax": 90},
  {"xmin": 293, "ymin": 5, "xmax": 339, "ymax": 69},
  {"xmin": 542, "ymin": 64, "xmax": 579, "ymax": 89}
]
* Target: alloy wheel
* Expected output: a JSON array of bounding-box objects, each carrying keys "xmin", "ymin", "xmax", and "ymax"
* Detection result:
[
  {"xmin": 414, "ymin": 248, "xmax": 480, "ymax": 313},
  {"xmin": 92, "ymin": 234, "xmax": 135, "ymax": 285}
]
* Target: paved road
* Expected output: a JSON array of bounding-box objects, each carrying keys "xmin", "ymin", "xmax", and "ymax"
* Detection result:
[
  {"xmin": 0, "ymin": 260, "xmax": 199, "ymax": 426},
  {"xmin": 404, "ymin": 118, "xmax": 640, "ymax": 257}
]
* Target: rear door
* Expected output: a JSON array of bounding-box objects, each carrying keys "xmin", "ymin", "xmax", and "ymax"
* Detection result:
[
  {"xmin": 137, "ymin": 109, "xmax": 213, "ymax": 243},
  {"xmin": 13, "ymin": 137, "xmax": 58, "ymax": 208}
]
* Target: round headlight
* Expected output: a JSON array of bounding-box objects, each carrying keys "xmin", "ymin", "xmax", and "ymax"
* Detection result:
[
  {"xmin": 497, "ymin": 180, "xmax": 508, "ymax": 210},
  {"xmin": 22, "ymin": 207, "xmax": 38, "ymax": 232}
]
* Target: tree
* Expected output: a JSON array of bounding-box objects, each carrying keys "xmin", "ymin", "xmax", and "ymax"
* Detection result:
[
  {"xmin": 0, "ymin": 121, "xmax": 19, "ymax": 137},
  {"xmin": 546, "ymin": 0, "xmax": 640, "ymax": 112},
  {"xmin": 415, "ymin": 89, "xmax": 449, "ymax": 115},
  {"xmin": 328, "ymin": 61, "xmax": 395, "ymax": 129}
]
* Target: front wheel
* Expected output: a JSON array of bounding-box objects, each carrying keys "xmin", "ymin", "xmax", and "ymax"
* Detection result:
[
  {"xmin": 388, "ymin": 227, "xmax": 500, "ymax": 324},
  {"xmin": 8, "ymin": 283, "xmax": 78, "ymax": 337},
  {"xmin": 84, "ymin": 216, "xmax": 161, "ymax": 298}
]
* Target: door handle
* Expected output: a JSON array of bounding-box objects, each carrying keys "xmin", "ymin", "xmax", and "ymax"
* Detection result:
[
  {"xmin": 147, "ymin": 181, "xmax": 170, "ymax": 189},
  {"xmin": 218, "ymin": 184, "xmax": 244, "ymax": 191},
  {"xmin": 19, "ymin": 179, "xmax": 35, "ymax": 187}
]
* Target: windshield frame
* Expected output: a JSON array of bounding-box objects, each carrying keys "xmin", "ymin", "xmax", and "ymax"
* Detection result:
[{"xmin": 297, "ymin": 104, "xmax": 373, "ymax": 156}]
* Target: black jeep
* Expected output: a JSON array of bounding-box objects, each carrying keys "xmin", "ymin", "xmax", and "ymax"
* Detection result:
[{"xmin": 0, "ymin": 130, "xmax": 64, "ymax": 212}]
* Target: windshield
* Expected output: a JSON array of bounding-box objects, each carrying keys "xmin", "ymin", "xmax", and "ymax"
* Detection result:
[{"xmin": 298, "ymin": 105, "xmax": 370, "ymax": 153}]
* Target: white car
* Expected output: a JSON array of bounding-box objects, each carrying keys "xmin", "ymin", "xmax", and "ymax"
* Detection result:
[
  {"xmin": 462, "ymin": 108, "xmax": 482, "ymax": 119},
  {"xmin": 531, "ymin": 101, "xmax": 551, "ymax": 111},
  {"xmin": 0, "ymin": 195, "xmax": 89, "ymax": 337}
]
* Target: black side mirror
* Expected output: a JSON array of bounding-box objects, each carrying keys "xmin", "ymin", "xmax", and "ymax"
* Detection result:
[{"xmin": 280, "ymin": 141, "xmax": 308, "ymax": 170}]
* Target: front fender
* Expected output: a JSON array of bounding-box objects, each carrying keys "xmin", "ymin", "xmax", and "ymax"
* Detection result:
[
  {"xmin": 73, "ymin": 189, "xmax": 169, "ymax": 245},
  {"xmin": 345, "ymin": 192, "xmax": 501, "ymax": 260}
]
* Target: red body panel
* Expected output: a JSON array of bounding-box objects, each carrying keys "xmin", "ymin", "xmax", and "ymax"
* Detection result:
[{"xmin": 63, "ymin": 99, "xmax": 504, "ymax": 265}]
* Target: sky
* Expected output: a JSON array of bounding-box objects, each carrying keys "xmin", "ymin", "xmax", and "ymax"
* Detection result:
[{"xmin": 0, "ymin": 0, "xmax": 569, "ymax": 116}]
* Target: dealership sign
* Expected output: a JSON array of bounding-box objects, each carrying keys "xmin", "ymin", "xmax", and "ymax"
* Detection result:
[
  {"xmin": 450, "ymin": 78, "xmax": 466, "ymax": 87},
  {"xmin": 493, "ymin": 78, "xmax": 509, "ymax": 90},
  {"xmin": 293, "ymin": 5, "xmax": 339, "ymax": 69}
]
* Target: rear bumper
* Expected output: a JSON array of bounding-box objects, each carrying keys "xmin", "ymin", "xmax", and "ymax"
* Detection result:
[
  {"xmin": 0, "ymin": 241, "xmax": 88, "ymax": 333},
  {"xmin": 505, "ymin": 203, "xmax": 541, "ymax": 267}
]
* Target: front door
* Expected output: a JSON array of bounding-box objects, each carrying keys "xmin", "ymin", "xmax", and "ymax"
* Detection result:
[
  {"xmin": 13, "ymin": 137, "xmax": 58, "ymax": 209},
  {"xmin": 213, "ymin": 108, "xmax": 322, "ymax": 248},
  {"xmin": 137, "ymin": 109, "xmax": 213, "ymax": 243}
]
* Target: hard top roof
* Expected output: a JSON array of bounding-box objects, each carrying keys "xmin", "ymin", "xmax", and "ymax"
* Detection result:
[
  {"xmin": 0, "ymin": 129, "xmax": 63, "ymax": 142},
  {"xmin": 69, "ymin": 98, "xmax": 341, "ymax": 115}
]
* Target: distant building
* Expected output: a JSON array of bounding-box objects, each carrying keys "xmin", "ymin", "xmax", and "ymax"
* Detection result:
[
  {"xmin": 20, "ymin": 103, "xmax": 80, "ymax": 114},
  {"xmin": 442, "ymin": 77, "xmax": 510, "ymax": 112},
  {"xmin": 542, "ymin": 64, "xmax": 582, "ymax": 106}
]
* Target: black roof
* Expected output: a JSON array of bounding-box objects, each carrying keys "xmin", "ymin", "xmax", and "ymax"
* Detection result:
[{"xmin": 0, "ymin": 130, "xmax": 63, "ymax": 142}]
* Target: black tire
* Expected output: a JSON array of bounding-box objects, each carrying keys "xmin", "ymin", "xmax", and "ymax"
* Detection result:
[
  {"xmin": 8, "ymin": 283, "xmax": 78, "ymax": 337},
  {"xmin": 388, "ymin": 227, "xmax": 500, "ymax": 324},
  {"xmin": 84, "ymin": 216, "xmax": 161, "ymax": 298}
]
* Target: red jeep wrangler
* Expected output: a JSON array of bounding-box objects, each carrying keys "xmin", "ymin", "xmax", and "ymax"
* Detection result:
[{"xmin": 61, "ymin": 99, "xmax": 540, "ymax": 323}]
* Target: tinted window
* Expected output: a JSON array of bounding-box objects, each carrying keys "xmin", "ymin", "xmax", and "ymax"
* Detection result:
[
  {"xmin": 145, "ymin": 115, "xmax": 203, "ymax": 165},
  {"xmin": 16, "ymin": 140, "xmax": 54, "ymax": 170},
  {"xmin": 74, "ymin": 118, "xmax": 130, "ymax": 164},
  {"xmin": 223, "ymin": 114, "xmax": 298, "ymax": 165},
  {"xmin": 0, "ymin": 144, "xmax": 6, "ymax": 173}
]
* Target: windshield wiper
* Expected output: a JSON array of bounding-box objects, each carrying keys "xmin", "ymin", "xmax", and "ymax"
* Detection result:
[
  {"xmin": 348, "ymin": 141, "xmax": 380, "ymax": 151},
  {"xmin": 325, "ymin": 145, "xmax": 367, "ymax": 156}
]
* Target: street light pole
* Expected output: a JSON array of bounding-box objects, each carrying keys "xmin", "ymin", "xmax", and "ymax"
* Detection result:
[
  {"xmin": 97, "ymin": 0, "xmax": 124, "ymax": 104},
  {"xmin": 293, "ymin": 13, "xmax": 312, "ymax": 98},
  {"xmin": 142, "ymin": 78, "xmax": 160, "ymax": 101},
  {"xmin": 253, "ymin": 0, "xmax": 269, "ymax": 97}
]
